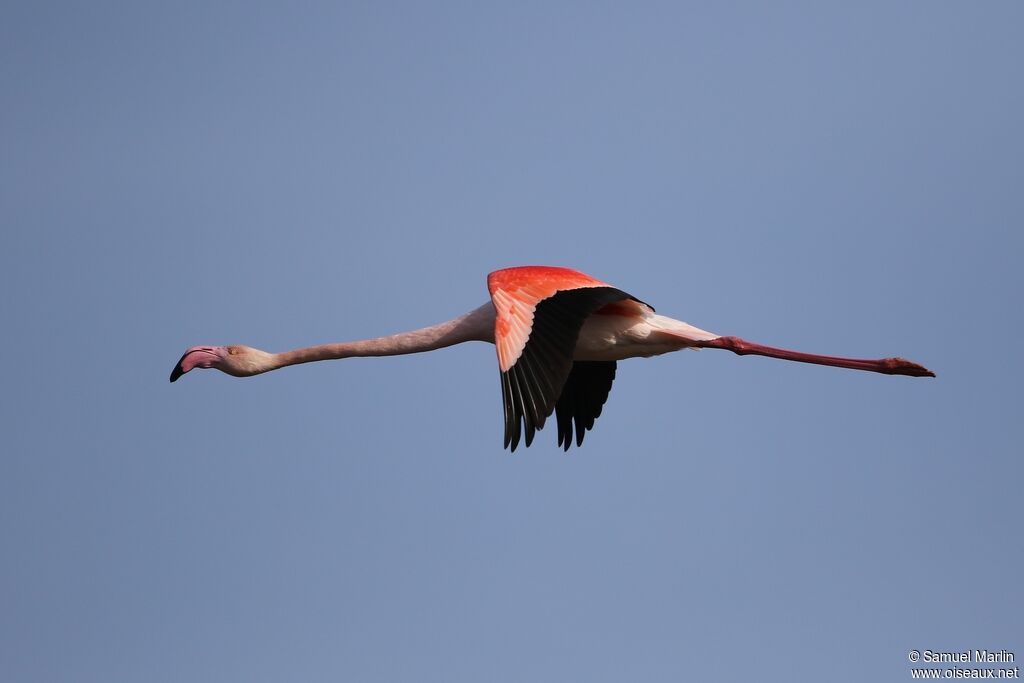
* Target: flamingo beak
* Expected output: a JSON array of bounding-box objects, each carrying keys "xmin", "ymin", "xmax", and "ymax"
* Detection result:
[{"xmin": 169, "ymin": 346, "xmax": 225, "ymax": 382}]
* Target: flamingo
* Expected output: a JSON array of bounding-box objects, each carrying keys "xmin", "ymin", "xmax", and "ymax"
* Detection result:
[{"xmin": 170, "ymin": 266, "xmax": 934, "ymax": 450}]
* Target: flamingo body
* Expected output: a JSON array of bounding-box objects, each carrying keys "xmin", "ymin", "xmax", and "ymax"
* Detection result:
[
  {"xmin": 171, "ymin": 266, "xmax": 934, "ymax": 451},
  {"xmin": 486, "ymin": 266, "xmax": 722, "ymax": 449}
]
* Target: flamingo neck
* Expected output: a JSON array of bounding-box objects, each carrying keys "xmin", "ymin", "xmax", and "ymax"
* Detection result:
[{"xmin": 268, "ymin": 302, "xmax": 496, "ymax": 371}]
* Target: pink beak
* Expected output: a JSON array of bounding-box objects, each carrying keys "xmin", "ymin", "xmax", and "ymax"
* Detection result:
[{"xmin": 169, "ymin": 346, "xmax": 225, "ymax": 382}]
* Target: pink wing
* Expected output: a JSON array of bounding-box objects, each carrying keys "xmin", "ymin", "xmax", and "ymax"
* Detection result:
[
  {"xmin": 488, "ymin": 266, "xmax": 615, "ymax": 371},
  {"xmin": 486, "ymin": 266, "xmax": 635, "ymax": 451}
]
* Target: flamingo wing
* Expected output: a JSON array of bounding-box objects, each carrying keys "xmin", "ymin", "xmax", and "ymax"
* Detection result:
[
  {"xmin": 487, "ymin": 266, "xmax": 633, "ymax": 451},
  {"xmin": 555, "ymin": 361, "xmax": 617, "ymax": 451}
]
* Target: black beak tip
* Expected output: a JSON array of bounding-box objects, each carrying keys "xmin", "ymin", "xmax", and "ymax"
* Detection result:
[{"xmin": 170, "ymin": 350, "xmax": 191, "ymax": 383}]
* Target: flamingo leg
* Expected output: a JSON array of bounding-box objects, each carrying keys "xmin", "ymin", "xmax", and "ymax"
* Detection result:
[{"xmin": 697, "ymin": 336, "xmax": 935, "ymax": 377}]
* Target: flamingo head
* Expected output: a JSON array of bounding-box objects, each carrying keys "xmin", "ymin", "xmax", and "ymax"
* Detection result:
[{"xmin": 169, "ymin": 345, "xmax": 273, "ymax": 382}]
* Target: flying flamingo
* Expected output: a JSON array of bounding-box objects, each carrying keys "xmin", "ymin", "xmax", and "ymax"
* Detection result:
[{"xmin": 170, "ymin": 266, "xmax": 934, "ymax": 450}]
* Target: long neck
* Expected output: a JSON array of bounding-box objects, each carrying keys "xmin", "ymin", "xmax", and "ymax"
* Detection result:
[
  {"xmin": 696, "ymin": 336, "xmax": 935, "ymax": 377},
  {"xmin": 268, "ymin": 302, "xmax": 496, "ymax": 371}
]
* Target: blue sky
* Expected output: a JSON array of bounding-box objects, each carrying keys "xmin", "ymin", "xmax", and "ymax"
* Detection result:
[{"xmin": 2, "ymin": 2, "xmax": 1021, "ymax": 681}]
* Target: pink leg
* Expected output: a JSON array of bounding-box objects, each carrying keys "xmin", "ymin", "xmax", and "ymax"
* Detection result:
[{"xmin": 697, "ymin": 336, "xmax": 935, "ymax": 378}]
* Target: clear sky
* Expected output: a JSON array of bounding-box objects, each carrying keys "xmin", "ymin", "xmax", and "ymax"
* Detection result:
[{"xmin": 2, "ymin": 2, "xmax": 1021, "ymax": 682}]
